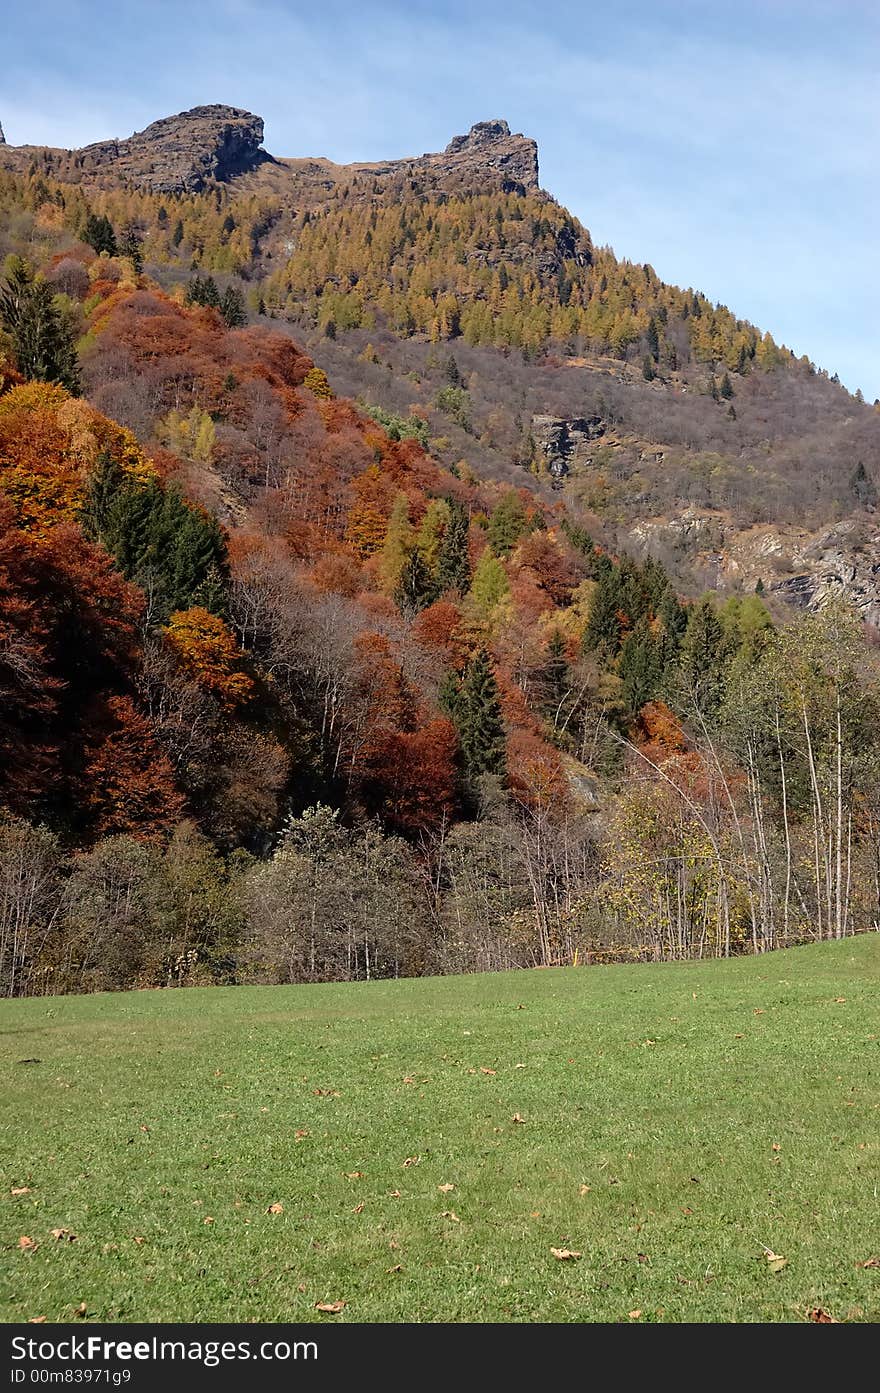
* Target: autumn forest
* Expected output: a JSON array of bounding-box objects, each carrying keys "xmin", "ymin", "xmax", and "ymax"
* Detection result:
[{"xmin": 2, "ymin": 123, "xmax": 880, "ymax": 1000}]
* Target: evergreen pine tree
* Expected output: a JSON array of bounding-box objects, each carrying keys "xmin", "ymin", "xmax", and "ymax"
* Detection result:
[
  {"xmin": 83, "ymin": 213, "xmax": 117, "ymax": 256},
  {"xmin": 456, "ymin": 649, "xmax": 506, "ymax": 781},
  {"xmin": 679, "ymin": 596, "xmax": 726, "ymax": 714},
  {"xmin": 81, "ymin": 468, "xmax": 228, "ymax": 622},
  {"xmin": 185, "ymin": 275, "xmax": 221, "ymax": 310},
  {"xmin": 646, "ymin": 315, "xmax": 660, "ymax": 361},
  {"xmin": 0, "ymin": 257, "xmax": 80, "ymax": 393},
  {"xmin": 396, "ymin": 548, "xmax": 437, "ymax": 613},
  {"xmin": 220, "ymin": 285, "xmax": 247, "ymax": 328},
  {"xmin": 618, "ymin": 618, "xmax": 663, "ymax": 713},
  {"xmin": 850, "ymin": 461, "xmax": 877, "ymax": 507},
  {"xmin": 435, "ymin": 499, "xmax": 471, "ymax": 594},
  {"xmin": 583, "ymin": 567, "xmax": 623, "ymax": 657},
  {"xmin": 542, "ymin": 628, "xmax": 569, "ymax": 715},
  {"xmin": 119, "ymin": 223, "xmax": 144, "ymax": 274}
]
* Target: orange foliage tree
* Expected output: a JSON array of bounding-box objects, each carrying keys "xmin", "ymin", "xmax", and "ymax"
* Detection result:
[{"xmin": 164, "ymin": 607, "xmax": 254, "ymax": 710}]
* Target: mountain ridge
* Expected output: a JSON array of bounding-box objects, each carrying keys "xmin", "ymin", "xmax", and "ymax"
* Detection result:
[{"xmin": 0, "ymin": 104, "xmax": 539, "ymax": 197}]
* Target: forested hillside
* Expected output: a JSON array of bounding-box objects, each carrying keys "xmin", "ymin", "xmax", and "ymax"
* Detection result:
[{"xmin": 2, "ymin": 109, "xmax": 880, "ymax": 997}]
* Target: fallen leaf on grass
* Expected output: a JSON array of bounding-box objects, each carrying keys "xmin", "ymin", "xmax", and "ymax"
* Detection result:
[
  {"xmin": 73, "ymin": 1303, "xmax": 88, "ymax": 1319},
  {"xmin": 856, "ymin": 1257, "xmax": 879, "ymax": 1269},
  {"xmin": 312, "ymin": 1088, "xmax": 341, "ymax": 1097},
  {"xmin": 681, "ymin": 1207, "xmax": 694, "ymax": 1215},
  {"xmin": 438, "ymin": 1182, "xmax": 455, "ymax": 1193},
  {"xmin": 515, "ymin": 1063, "xmax": 526, "ymax": 1069},
  {"xmin": 834, "ymin": 997, "xmax": 847, "ymax": 1004},
  {"xmin": 50, "ymin": 1229, "xmax": 77, "ymax": 1242},
  {"xmin": 441, "ymin": 1211, "xmax": 460, "ymax": 1223},
  {"xmin": 808, "ymin": 1308, "xmax": 839, "ymax": 1323},
  {"xmin": 402, "ymin": 1076, "xmax": 415, "ymax": 1085},
  {"xmin": 402, "ymin": 1156, "xmax": 420, "ymax": 1168},
  {"xmin": 315, "ymin": 1300, "xmax": 345, "ymax": 1314},
  {"xmin": 386, "ymin": 1264, "xmax": 403, "ymax": 1274},
  {"xmin": 203, "ymin": 1216, "xmax": 215, "ymax": 1225},
  {"xmin": 11, "ymin": 1187, "xmax": 31, "ymax": 1196},
  {"xmin": 267, "ymin": 1203, "xmax": 284, "ymax": 1215},
  {"xmin": 294, "ymin": 1129, "xmax": 310, "ymax": 1141},
  {"xmin": 479, "ymin": 1067, "xmax": 496, "ymax": 1076},
  {"xmin": 578, "ymin": 1185, "xmax": 592, "ymax": 1195},
  {"xmin": 27, "ymin": 1317, "xmax": 46, "ymax": 1324},
  {"xmin": 511, "ymin": 1113, "xmax": 526, "ymax": 1125},
  {"xmin": 18, "ymin": 1236, "xmax": 36, "ymax": 1252},
  {"xmin": 628, "ymin": 1309, "xmax": 642, "ymax": 1320},
  {"xmin": 388, "ymin": 1189, "xmax": 401, "ymax": 1198},
  {"xmin": 345, "ymin": 1172, "xmax": 365, "ymax": 1180},
  {"xmin": 772, "ymin": 1143, "xmax": 781, "ymax": 1153},
  {"xmin": 764, "ymin": 1250, "xmax": 787, "ymax": 1272},
  {"xmin": 132, "ymin": 1237, "xmax": 145, "ymax": 1246},
  {"xmin": 551, "ymin": 1248, "xmax": 582, "ymax": 1261},
  {"xmin": 352, "ymin": 1202, "xmax": 365, "ymax": 1215}
]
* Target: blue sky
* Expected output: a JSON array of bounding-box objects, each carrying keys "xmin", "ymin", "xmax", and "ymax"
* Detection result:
[{"xmin": 3, "ymin": 0, "xmax": 878, "ymax": 396}]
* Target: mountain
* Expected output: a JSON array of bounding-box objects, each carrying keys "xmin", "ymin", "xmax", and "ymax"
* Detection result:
[
  {"xmin": 4, "ymin": 102, "xmax": 880, "ymax": 619},
  {"xmin": 0, "ymin": 104, "xmax": 538, "ymax": 197},
  {"xmin": 3, "ymin": 102, "xmax": 880, "ymax": 992}
]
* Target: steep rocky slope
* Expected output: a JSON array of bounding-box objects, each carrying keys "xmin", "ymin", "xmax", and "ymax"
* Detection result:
[{"xmin": 0, "ymin": 106, "xmax": 538, "ymax": 198}]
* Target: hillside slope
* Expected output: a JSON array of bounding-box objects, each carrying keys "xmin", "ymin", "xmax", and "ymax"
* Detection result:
[{"xmin": 4, "ymin": 103, "xmax": 877, "ymax": 617}]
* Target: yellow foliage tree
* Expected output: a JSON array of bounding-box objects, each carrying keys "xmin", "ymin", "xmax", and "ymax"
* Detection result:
[{"xmin": 164, "ymin": 607, "xmax": 254, "ymax": 710}]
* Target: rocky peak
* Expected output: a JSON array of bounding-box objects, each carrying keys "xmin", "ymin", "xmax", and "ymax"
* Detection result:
[
  {"xmin": 77, "ymin": 104, "xmax": 267, "ymax": 193},
  {"xmin": 438, "ymin": 119, "xmax": 539, "ymax": 192},
  {"xmin": 445, "ymin": 120, "xmax": 512, "ymax": 153}
]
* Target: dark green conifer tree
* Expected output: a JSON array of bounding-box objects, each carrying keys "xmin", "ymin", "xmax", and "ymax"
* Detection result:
[
  {"xmin": 542, "ymin": 628, "xmax": 569, "ymax": 715},
  {"xmin": 456, "ymin": 649, "xmax": 507, "ymax": 783},
  {"xmin": 119, "ymin": 223, "xmax": 144, "ymax": 274},
  {"xmin": 0, "ymin": 258, "xmax": 80, "ymax": 393},
  {"xmin": 395, "ymin": 548, "xmax": 437, "ymax": 613},
  {"xmin": 582, "ymin": 567, "xmax": 624, "ymax": 657},
  {"xmin": 435, "ymin": 499, "xmax": 471, "ymax": 594},
  {"xmin": 83, "ymin": 213, "xmax": 117, "ymax": 256},
  {"xmin": 618, "ymin": 618, "xmax": 663, "ymax": 714},
  {"xmin": 220, "ymin": 285, "xmax": 247, "ymax": 328},
  {"xmin": 679, "ymin": 596, "xmax": 726, "ymax": 714}
]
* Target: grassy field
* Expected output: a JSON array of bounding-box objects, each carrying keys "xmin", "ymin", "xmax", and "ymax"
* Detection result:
[{"xmin": 2, "ymin": 938, "xmax": 879, "ymax": 1324}]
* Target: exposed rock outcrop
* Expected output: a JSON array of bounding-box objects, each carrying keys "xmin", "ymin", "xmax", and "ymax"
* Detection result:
[
  {"xmin": 532, "ymin": 414, "xmax": 606, "ymax": 483},
  {"xmin": 630, "ymin": 511, "xmax": 880, "ymax": 628},
  {"xmin": 0, "ymin": 105, "xmax": 268, "ymax": 193},
  {"xmin": 0, "ymin": 109, "xmax": 540, "ymax": 200},
  {"xmin": 440, "ymin": 120, "xmax": 539, "ymax": 192}
]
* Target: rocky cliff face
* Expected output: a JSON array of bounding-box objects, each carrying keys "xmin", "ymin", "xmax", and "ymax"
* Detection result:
[
  {"xmin": 532, "ymin": 414, "xmax": 607, "ymax": 484},
  {"xmin": 0, "ymin": 109, "xmax": 540, "ymax": 200},
  {"xmin": 439, "ymin": 120, "xmax": 539, "ymax": 192},
  {"xmin": 630, "ymin": 510, "xmax": 880, "ymax": 627},
  {"xmin": 0, "ymin": 105, "xmax": 267, "ymax": 193}
]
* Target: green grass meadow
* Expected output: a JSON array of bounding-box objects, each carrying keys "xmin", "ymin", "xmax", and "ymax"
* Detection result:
[{"xmin": 2, "ymin": 938, "xmax": 879, "ymax": 1323}]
